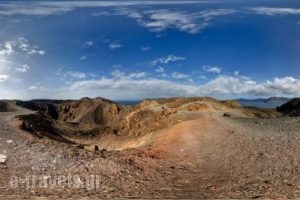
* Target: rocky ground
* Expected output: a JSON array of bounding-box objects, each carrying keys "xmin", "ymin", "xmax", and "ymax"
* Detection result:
[{"xmin": 0, "ymin": 99, "xmax": 300, "ymax": 199}]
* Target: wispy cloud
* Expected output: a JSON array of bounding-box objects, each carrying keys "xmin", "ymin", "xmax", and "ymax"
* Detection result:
[
  {"xmin": 0, "ymin": 38, "xmax": 45, "ymax": 78},
  {"xmin": 171, "ymin": 72, "xmax": 190, "ymax": 80},
  {"xmin": 27, "ymin": 49, "xmax": 45, "ymax": 55},
  {"xmin": 0, "ymin": 42, "xmax": 14, "ymax": 56},
  {"xmin": 0, "ymin": 4, "xmax": 72, "ymax": 16},
  {"xmin": 140, "ymin": 9, "xmax": 204, "ymax": 33},
  {"xmin": 141, "ymin": 46, "xmax": 151, "ymax": 52},
  {"xmin": 84, "ymin": 40, "xmax": 94, "ymax": 47},
  {"xmin": 0, "ymin": 37, "xmax": 45, "ymax": 57},
  {"xmin": 109, "ymin": 43, "xmax": 122, "ymax": 50},
  {"xmin": 65, "ymin": 71, "xmax": 87, "ymax": 79},
  {"xmin": 92, "ymin": 11, "xmax": 111, "ymax": 17},
  {"xmin": 152, "ymin": 54, "xmax": 185, "ymax": 66},
  {"xmin": 202, "ymin": 65, "xmax": 222, "ymax": 73},
  {"xmin": 0, "ymin": 1, "xmax": 206, "ymax": 17},
  {"xmin": 28, "ymin": 82, "xmax": 44, "ymax": 90},
  {"xmin": 111, "ymin": 70, "xmax": 147, "ymax": 79},
  {"xmin": 155, "ymin": 66, "xmax": 164, "ymax": 73},
  {"xmin": 249, "ymin": 7, "xmax": 300, "ymax": 16},
  {"xmin": 80, "ymin": 55, "xmax": 88, "ymax": 61},
  {"xmin": 0, "ymin": 2, "xmax": 236, "ymax": 34},
  {"xmin": 28, "ymin": 85, "xmax": 38, "ymax": 90},
  {"xmin": 114, "ymin": 8, "xmax": 237, "ymax": 34},
  {"xmin": 38, "ymin": 1, "xmax": 205, "ymax": 8},
  {"xmin": 16, "ymin": 64, "xmax": 30, "ymax": 73}
]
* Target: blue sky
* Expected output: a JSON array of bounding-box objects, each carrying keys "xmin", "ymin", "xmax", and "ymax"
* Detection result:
[{"xmin": 1, "ymin": 0, "xmax": 300, "ymax": 100}]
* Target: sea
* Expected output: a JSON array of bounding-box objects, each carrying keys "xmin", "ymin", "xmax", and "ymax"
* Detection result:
[{"xmin": 116, "ymin": 99, "xmax": 290, "ymax": 109}]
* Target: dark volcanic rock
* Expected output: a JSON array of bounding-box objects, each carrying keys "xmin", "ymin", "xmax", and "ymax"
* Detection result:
[
  {"xmin": 16, "ymin": 100, "xmax": 61, "ymax": 119},
  {"xmin": 277, "ymin": 98, "xmax": 300, "ymax": 116}
]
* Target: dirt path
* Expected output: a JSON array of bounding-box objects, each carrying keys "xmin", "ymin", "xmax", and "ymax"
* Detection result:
[{"xmin": 150, "ymin": 113, "xmax": 300, "ymax": 198}]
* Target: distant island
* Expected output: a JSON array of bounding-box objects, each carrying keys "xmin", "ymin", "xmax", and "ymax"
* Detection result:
[{"xmin": 236, "ymin": 97, "xmax": 291, "ymax": 108}]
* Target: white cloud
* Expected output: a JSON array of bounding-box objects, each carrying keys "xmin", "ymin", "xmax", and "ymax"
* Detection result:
[
  {"xmin": 155, "ymin": 66, "xmax": 164, "ymax": 73},
  {"xmin": 84, "ymin": 40, "xmax": 94, "ymax": 47},
  {"xmin": 27, "ymin": 49, "xmax": 45, "ymax": 55},
  {"xmin": 80, "ymin": 55, "xmax": 88, "ymax": 61},
  {"xmin": 152, "ymin": 54, "xmax": 185, "ymax": 66},
  {"xmin": 67, "ymin": 77, "xmax": 198, "ymax": 99},
  {"xmin": 65, "ymin": 71, "xmax": 86, "ymax": 79},
  {"xmin": 0, "ymin": 38, "xmax": 45, "ymax": 57},
  {"xmin": 0, "ymin": 2, "xmax": 235, "ymax": 34},
  {"xmin": 198, "ymin": 75, "xmax": 207, "ymax": 80},
  {"xmin": 234, "ymin": 70, "xmax": 239, "ymax": 76},
  {"xmin": 16, "ymin": 64, "xmax": 30, "ymax": 73},
  {"xmin": 249, "ymin": 7, "xmax": 300, "ymax": 16},
  {"xmin": 142, "ymin": 10, "xmax": 202, "ymax": 33},
  {"xmin": 28, "ymin": 85, "xmax": 38, "ymax": 90},
  {"xmin": 0, "ymin": 42, "xmax": 14, "ymax": 56},
  {"xmin": 200, "ymin": 75, "xmax": 300, "ymax": 97},
  {"xmin": 0, "ymin": 1, "xmax": 209, "ymax": 17},
  {"xmin": 109, "ymin": 43, "xmax": 122, "ymax": 50},
  {"xmin": 2, "ymin": 66, "xmax": 300, "ymax": 100},
  {"xmin": 28, "ymin": 82, "xmax": 44, "ymax": 90},
  {"xmin": 141, "ymin": 46, "xmax": 151, "ymax": 52},
  {"xmin": 60, "ymin": 70, "xmax": 300, "ymax": 100},
  {"xmin": 0, "ymin": 58, "xmax": 11, "ymax": 64},
  {"xmin": 199, "ymin": 9, "xmax": 238, "ymax": 20},
  {"xmin": 203, "ymin": 65, "xmax": 222, "ymax": 73},
  {"xmin": 112, "ymin": 64, "xmax": 122, "ymax": 69},
  {"xmin": 171, "ymin": 72, "xmax": 190, "ymax": 80},
  {"xmin": 111, "ymin": 70, "xmax": 147, "ymax": 79},
  {"xmin": 128, "ymin": 72, "xmax": 147, "ymax": 79},
  {"xmin": 0, "ymin": 38, "xmax": 44, "ymax": 79},
  {"xmin": 92, "ymin": 11, "xmax": 111, "ymax": 16},
  {"xmin": 110, "ymin": 70, "xmax": 125, "ymax": 78},
  {"xmin": 0, "ymin": 75, "xmax": 9, "ymax": 82},
  {"xmin": 116, "ymin": 8, "xmax": 237, "ymax": 34},
  {"xmin": 0, "ymin": 5, "xmax": 72, "ymax": 16}
]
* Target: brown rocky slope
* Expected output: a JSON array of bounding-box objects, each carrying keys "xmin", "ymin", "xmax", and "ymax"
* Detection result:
[{"xmin": 14, "ymin": 97, "xmax": 283, "ymax": 152}]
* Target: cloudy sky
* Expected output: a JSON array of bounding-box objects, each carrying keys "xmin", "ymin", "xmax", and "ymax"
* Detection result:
[{"xmin": 1, "ymin": 0, "xmax": 300, "ymax": 100}]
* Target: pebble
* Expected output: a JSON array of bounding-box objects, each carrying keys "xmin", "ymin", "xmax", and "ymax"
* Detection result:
[
  {"xmin": 6, "ymin": 140, "xmax": 13, "ymax": 144},
  {"xmin": 43, "ymin": 176, "xmax": 51, "ymax": 181},
  {"xmin": 0, "ymin": 154, "xmax": 7, "ymax": 164}
]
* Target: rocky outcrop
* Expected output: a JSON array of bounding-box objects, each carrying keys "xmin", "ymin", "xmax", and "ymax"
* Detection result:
[
  {"xmin": 277, "ymin": 98, "xmax": 300, "ymax": 117},
  {"xmin": 16, "ymin": 100, "xmax": 61, "ymax": 119}
]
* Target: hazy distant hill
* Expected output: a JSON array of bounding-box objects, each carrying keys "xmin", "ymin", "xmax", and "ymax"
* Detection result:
[{"xmin": 236, "ymin": 97, "xmax": 291, "ymax": 108}]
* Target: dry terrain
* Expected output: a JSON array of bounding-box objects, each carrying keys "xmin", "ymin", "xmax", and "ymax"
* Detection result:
[{"xmin": 0, "ymin": 98, "xmax": 299, "ymax": 199}]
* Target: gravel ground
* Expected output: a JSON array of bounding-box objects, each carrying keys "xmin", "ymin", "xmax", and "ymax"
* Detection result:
[{"xmin": 0, "ymin": 106, "xmax": 300, "ymax": 199}]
